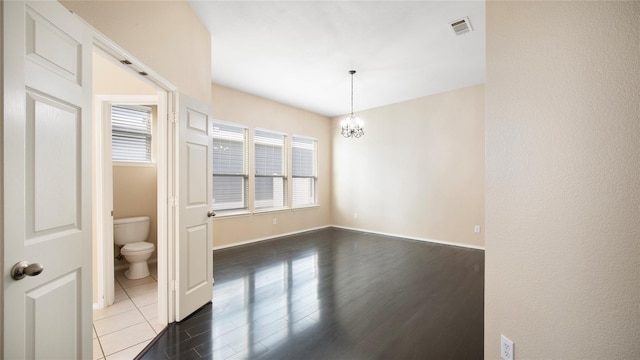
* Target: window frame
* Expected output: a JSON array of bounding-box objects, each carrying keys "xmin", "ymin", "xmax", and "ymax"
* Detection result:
[
  {"xmin": 253, "ymin": 128, "xmax": 288, "ymax": 212},
  {"xmin": 211, "ymin": 121, "xmax": 249, "ymax": 215},
  {"xmin": 111, "ymin": 104, "xmax": 154, "ymax": 165},
  {"xmin": 291, "ymin": 135, "xmax": 319, "ymax": 209}
]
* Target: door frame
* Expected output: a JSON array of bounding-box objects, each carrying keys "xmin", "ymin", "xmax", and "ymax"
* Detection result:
[
  {"xmin": 89, "ymin": 28, "xmax": 178, "ymax": 324},
  {"xmin": 94, "ymin": 93, "xmax": 159, "ymax": 310}
]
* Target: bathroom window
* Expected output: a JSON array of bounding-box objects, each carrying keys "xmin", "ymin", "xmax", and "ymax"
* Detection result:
[
  {"xmin": 254, "ymin": 129, "xmax": 287, "ymax": 211},
  {"xmin": 111, "ymin": 104, "xmax": 152, "ymax": 163},
  {"xmin": 212, "ymin": 122, "xmax": 248, "ymax": 212},
  {"xmin": 291, "ymin": 136, "xmax": 318, "ymax": 208}
]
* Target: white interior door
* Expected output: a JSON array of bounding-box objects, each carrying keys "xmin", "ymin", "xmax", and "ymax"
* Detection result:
[
  {"xmin": 175, "ymin": 93, "xmax": 213, "ymax": 321},
  {"xmin": 3, "ymin": 1, "xmax": 92, "ymax": 359}
]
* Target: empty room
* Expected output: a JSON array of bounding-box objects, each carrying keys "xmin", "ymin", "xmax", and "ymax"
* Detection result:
[{"xmin": 1, "ymin": 1, "xmax": 638, "ymax": 360}]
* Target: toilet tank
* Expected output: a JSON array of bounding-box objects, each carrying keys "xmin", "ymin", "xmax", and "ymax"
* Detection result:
[{"xmin": 114, "ymin": 216, "xmax": 150, "ymax": 245}]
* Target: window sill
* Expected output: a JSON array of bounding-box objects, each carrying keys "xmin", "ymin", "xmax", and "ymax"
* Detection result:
[
  {"xmin": 212, "ymin": 210, "xmax": 251, "ymax": 218},
  {"xmin": 113, "ymin": 161, "xmax": 156, "ymax": 168},
  {"xmin": 253, "ymin": 207, "xmax": 290, "ymax": 215},
  {"xmin": 292, "ymin": 204, "xmax": 320, "ymax": 211},
  {"xmin": 212, "ymin": 205, "xmax": 319, "ymax": 218}
]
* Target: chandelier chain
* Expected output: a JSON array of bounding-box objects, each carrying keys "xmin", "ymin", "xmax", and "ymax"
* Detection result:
[{"xmin": 350, "ymin": 70, "xmax": 354, "ymax": 116}]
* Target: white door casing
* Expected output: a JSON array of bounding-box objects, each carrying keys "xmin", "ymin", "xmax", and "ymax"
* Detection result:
[
  {"xmin": 175, "ymin": 94, "xmax": 213, "ymax": 321},
  {"xmin": 95, "ymin": 94, "xmax": 158, "ymax": 310},
  {"xmin": 95, "ymin": 97, "xmax": 114, "ymax": 309},
  {"xmin": 3, "ymin": 1, "xmax": 92, "ymax": 359}
]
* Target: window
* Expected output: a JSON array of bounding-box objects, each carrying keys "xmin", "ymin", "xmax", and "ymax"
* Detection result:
[
  {"xmin": 111, "ymin": 105, "xmax": 152, "ymax": 162},
  {"xmin": 292, "ymin": 136, "xmax": 318, "ymax": 207},
  {"xmin": 254, "ymin": 129, "xmax": 286, "ymax": 210},
  {"xmin": 212, "ymin": 122, "xmax": 248, "ymax": 212}
]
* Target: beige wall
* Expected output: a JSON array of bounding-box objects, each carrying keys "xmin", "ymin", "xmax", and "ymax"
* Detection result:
[
  {"xmin": 486, "ymin": 2, "xmax": 640, "ymax": 359},
  {"xmin": 93, "ymin": 53, "xmax": 159, "ymax": 96},
  {"xmin": 210, "ymin": 84, "xmax": 332, "ymax": 248},
  {"xmin": 332, "ymin": 85, "xmax": 485, "ymax": 248},
  {"xmin": 92, "ymin": 53, "xmax": 158, "ymax": 300},
  {"xmin": 62, "ymin": 0, "xmax": 211, "ymax": 103}
]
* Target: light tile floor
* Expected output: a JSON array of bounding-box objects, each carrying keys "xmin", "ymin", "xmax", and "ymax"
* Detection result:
[{"xmin": 93, "ymin": 264, "xmax": 165, "ymax": 360}]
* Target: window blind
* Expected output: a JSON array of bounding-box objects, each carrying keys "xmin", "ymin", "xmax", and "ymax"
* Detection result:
[
  {"xmin": 111, "ymin": 105, "xmax": 152, "ymax": 162},
  {"xmin": 254, "ymin": 129, "xmax": 286, "ymax": 210},
  {"xmin": 292, "ymin": 136, "xmax": 317, "ymax": 207},
  {"xmin": 212, "ymin": 122, "xmax": 248, "ymax": 211}
]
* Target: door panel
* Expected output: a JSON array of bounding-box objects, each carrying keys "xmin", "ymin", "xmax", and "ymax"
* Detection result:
[
  {"xmin": 28, "ymin": 91, "xmax": 80, "ymax": 234},
  {"xmin": 25, "ymin": 6, "xmax": 82, "ymax": 83},
  {"xmin": 26, "ymin": 271, "xmax": 80, "ymax": 359},
  {"xmin": 186, "ymin": 225, "xmax": 208, "ymax": 290},
  {"xmin": 187, "ymin": 143, "xmax": 208, "ymax": 205},
  {"xmin": 3, "ymin": 1, "xmax": 92, "ymax": 358},
  {"xmin": 176, "ymin": 94, "xmax": 213, "ymax": 321}
]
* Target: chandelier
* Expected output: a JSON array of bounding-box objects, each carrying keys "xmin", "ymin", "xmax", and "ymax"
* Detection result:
[{"xmin": 341, "ymin": 70, "xmax": 364, "ymax": 138}]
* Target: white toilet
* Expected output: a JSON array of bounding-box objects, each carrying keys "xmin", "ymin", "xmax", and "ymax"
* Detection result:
[{"xmin": 114, "ymin": 216, "xmax": 155, "ymax": 280}]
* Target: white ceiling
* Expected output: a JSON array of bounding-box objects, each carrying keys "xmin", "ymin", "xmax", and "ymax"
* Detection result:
[{"xmin": 188, "ymin": 1, "xmax": 485, "ymax": 117}]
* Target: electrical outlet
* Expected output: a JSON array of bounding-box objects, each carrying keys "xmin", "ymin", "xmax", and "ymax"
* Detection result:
[
  {"xmin": 501, "ymin": 335, "xmax": 514, "ymax": 360},
  {"xmin": 474, "ymin": 225, "xmax": 481, "ymax": 233},
  {"xmin": 354, "ymin": 213, "xmax": 358, "ymax": 219},
  {"xmin": 272, "ymin": 218, "xmax": 277, "ymax": 225}
]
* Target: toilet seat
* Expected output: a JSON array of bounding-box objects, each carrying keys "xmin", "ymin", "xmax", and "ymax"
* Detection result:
[{"xmin": 121, "ymin": 242, "xmax": 154, "ymax": 254}]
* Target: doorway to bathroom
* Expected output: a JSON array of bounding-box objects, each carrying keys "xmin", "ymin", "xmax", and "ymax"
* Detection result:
[
  {"xmin": 91, "ymin": 32, "xmax": 214, "ymax": 356},
  {"xmin": 91, "ymin": 46, "xmax": 171, "ymax": 356}
]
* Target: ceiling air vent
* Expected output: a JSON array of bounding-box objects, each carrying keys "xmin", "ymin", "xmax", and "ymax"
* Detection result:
[{"xmin": 450, "ymin": 17, "xmax": 472, "ymax": 35}]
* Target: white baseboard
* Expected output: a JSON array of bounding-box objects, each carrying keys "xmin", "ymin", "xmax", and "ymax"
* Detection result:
[
  {"xmin": 331, "ymin": 225, "xmax": 485, "ymax": 251},
  {"xmin": 211, "ymin": 224, "xmax": 484, "ymax": 251},
  {"xmin": 212, "ymin": 225, "xmax": 332, "ymax": 250}
]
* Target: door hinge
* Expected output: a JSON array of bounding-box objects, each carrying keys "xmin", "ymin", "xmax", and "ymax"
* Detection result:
[
  {"xmin": 171, "ymin": 111, "xmax": 177, "ymax": 124},
  {"xmin": 168, "ymin": 196, "xmax": 176, "ymax": 207},
  {"xmin": 170, "ymin": 280, "xmax": 176, "ymax": 292}
]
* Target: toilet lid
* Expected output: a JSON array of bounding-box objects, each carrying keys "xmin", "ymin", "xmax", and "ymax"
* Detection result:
[{"xmin": 122, "ymin": 242, "xmax": 154, "ymax": 252}]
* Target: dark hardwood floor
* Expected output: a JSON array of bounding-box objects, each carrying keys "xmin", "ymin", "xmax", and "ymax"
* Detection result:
[{"xmin": 137, "ymin": 227, "xmax": 484, "ymax": 359}]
